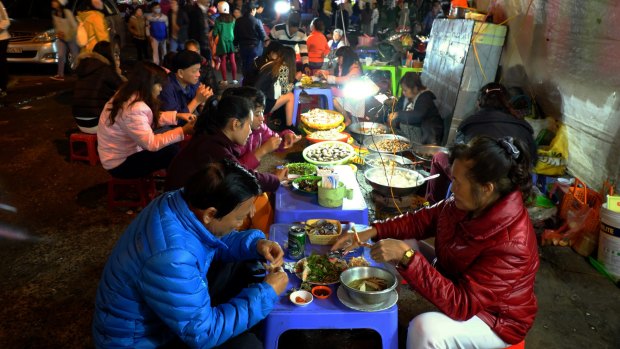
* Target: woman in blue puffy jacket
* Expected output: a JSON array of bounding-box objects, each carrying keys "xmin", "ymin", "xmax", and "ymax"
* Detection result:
[{"xmin": 93, "ymin": 160, "xmax": 289, "ymax": 348}]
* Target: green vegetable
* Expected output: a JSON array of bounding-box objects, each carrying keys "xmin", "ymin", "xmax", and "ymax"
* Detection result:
[{"xmin": 287, "ymin": 162, "xmax": 318, "ymax": 176}]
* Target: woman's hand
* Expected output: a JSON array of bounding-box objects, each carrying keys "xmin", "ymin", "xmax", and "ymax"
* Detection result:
[
  {"xmin": 369, "ymin": 239, "xmax": 411, "ymax": 264},
  {"xmin": 282, "ymin": 133, "xmax": 302, "ymax": 149},
  {"xmin": 273, "ymin": 166, "xmax": 289, "ymax": 181},
  {"xmin": 176, "ymin": 113, "xmax": 196, "ymax": 123},
  {"xmin": 330, "ymin": 227, "xmax": 378, "ymax": 253},
  {"xmin": 258, "ymin": 134, "xmax": 282, "ymax": 155},
  {"xmin": 181, "ymin": 118, "xmax": 196, "ymax": 135},
  {"xmin": 256, "ymin": 239, "xmax": 284, "ymax": 268}
]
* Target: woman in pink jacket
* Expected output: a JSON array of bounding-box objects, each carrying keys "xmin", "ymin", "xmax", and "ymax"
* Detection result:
[
  {"xmin": 223, "ymin": 87, "xmax": 301, "ymax": 170},
  {"xmin": 332, "ymin": 136, "xmax": 539, "ymax": 348},
  {"xmin": 97, "ymin": 62, "xmax": 195, "ymax": 179}
]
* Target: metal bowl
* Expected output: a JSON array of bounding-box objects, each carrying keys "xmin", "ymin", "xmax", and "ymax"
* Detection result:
[
  {"xmin": 410, "ymin": 144, "xmax": 449, "ymax": 168},
  {"xmin": 364, "ymin": 167, "xmax": 425, "ymax": 196},
  {"xmin": 363, "ymin": 134, "xmax": 411, "ymax": 154},
  {"xmin": 340, "ymin": 266, "xmax": 398, "ymax": 305},
  {"xmin": 347, "ymin": 122, "xmax": 389, "ymax": 143},
  {"xmin": 364, "ymin": 153, "xmax": 415, "ymax": 169}
]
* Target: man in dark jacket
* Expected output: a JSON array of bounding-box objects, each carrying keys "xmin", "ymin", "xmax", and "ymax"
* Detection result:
[
  {"xmin": 159, "ymin": 49, "xmax": 212, "ymax": 122},
  {"xmin": 234, "ymin": 1, "xmax": 266, "ymax": 81},
  {"xmin": 72, "ymin": 41, "xmax": 125, "ymax": 134},
  {"xmin": 183, "ymin": 0, "xmax": 212, "ymax": 61}
]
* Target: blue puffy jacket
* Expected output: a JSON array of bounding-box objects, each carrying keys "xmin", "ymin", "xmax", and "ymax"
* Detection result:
[{"xmin": 93, "ymin": 190, "xmax": 278, "ymax": 348}]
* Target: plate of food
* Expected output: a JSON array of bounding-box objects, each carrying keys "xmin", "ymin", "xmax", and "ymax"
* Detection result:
[
  {"xmin": 291, "ymin": 175, "xmax": 321, "ymax": 194},
  {"xmin": 286, "ymin": 162, "xmax": 318, "ymax": 179},
  {"xmin": 306, "ymin": 129, "xmax": 351, "ymax": 144},
  {"xmin": 302, "ymin": 141, "xmax": 356, "ymax": 166},
  {"xmin": 300, "ymin": 109, "xmax": 345, "ymax": 130},
  {"xmin": 305, "ymin": 219, "xmax": 342, "ymax": 245},
  {"xmin": 295, "ymin": 254, "xmax": 349, "ymax": 285}
]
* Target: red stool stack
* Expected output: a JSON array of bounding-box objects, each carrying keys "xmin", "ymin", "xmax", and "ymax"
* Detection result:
[
  {"xmin": 107, "ymin": 176, "xmax": 157, "ymax": 209},
  {"xmin": 69, "ymin": 132, "xmax": 99, "ymax": 166}
]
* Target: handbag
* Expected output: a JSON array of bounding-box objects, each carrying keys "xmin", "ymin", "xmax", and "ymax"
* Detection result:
[
  {"xmin": 76, "ymin": 19, "xmax": 89, "ymax": 47},
  {"xmin": 273, "ymin": 80, "xmax": 282, "ymax": 100}
]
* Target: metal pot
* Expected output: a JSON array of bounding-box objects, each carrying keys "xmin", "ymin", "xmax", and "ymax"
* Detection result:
[
  {"xmin": 340, "ymin": 266, "xmax": 398, "ymax": 305},
  {"xmin": 449, "ymin": 5, "xmax": 468, "ymax": 19},
  {"xmin": 410, "ymin": 144, "xmax": 449, "ymax": 168},
  {"xmin": 347, "ymin": 122, "xmax": 389, "ymax": 144},
  {"xmin": 364, "ymin": 153, "xmax": 415, "ymax": 169},
  {"xmin": 364, "ymin": 167, "xmax": 425, "ymax": 196}
]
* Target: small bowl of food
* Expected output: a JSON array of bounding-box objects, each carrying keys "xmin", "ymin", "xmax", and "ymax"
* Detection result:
[
  {"xmin": 302, "ymin": 141, "xmax": 356, "ymax": 166},
  {"xmin": 311, "ymin": 285, "xmax": 332, "ymax": 299},
  {"xmin": 290, "ymin": 290, "xmax": 314, "ymax": 306}
]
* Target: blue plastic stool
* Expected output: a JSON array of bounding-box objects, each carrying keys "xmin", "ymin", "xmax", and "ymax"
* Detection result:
[
  {"xmin": 262, "ymin": 304, "xmax": 399, "ymax": 349},
  {"xmin": 291, "ymin": 87, "xmax": 334, "ymax": 126}
]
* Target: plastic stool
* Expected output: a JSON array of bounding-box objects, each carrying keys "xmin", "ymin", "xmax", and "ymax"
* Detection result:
[
  {"xmin": 291, "ymin": 87, "xmax": 334, "ymax": 126},
  {"xmin": 507, "ymin": 340, "xmax": 525, "ymax": 349},
  {"xmin": 107, "ymin": 176, "xmax": 156, "ymax": 209},
  {"xmin": 69, "ymin": 132, "xmax": 99, "ymax": 166},
  {"xmin": 263, "ymin": 303, "xmax": 398, "ymax": 349}
]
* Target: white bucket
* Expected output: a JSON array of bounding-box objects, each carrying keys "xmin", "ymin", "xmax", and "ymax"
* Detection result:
[{"xmin": 598, "ymin": 203, "xmax": 620, "ymax": 278}]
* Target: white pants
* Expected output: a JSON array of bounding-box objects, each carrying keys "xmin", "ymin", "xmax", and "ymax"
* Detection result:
[{"xmin": 407, "ymin": 312, "xmax": 510, "ymax": 349}]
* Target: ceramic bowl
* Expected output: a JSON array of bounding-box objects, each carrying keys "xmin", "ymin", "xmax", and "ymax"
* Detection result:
[{"xmin": 290, "ymin": 290, "xmax": 314, "ymax": 306}]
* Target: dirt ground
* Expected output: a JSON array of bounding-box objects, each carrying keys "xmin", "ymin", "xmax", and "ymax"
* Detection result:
[{"xmin": 0, "ymin": 72, "xmax": 619, "ymax": 349}]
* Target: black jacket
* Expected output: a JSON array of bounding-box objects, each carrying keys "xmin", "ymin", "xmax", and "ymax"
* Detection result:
[
  {"xmin": 456, "ymin": 108, "xmax": 538, "ymax": 162},
  {"xmin": 184, "ymin": 4, "xmax": 211, "ymax": 59},
  {"xmin": 395, "ymin": 90, "xmax": 443, "ymax": 145},
  {"xmin": 234, "ymin": 14, "xmax": 265, "ymax": 47},
  {"xmin": 72, "ymin": 52, "xmax": 124, "ymax": 128},
  {"xmin": 253, "ymin": 62, "xmax": 277, "ymax": 101}
]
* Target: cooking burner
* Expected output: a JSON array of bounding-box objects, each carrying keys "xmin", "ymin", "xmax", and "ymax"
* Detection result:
[{"xmin": 371, "ymin": 190, "xmax": 427, "ymax": 215}]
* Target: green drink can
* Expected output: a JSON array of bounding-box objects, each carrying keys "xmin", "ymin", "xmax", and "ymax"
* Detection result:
[{"xmin": 288, "ymin": 225, "xmax": 306, "ymax": 260}]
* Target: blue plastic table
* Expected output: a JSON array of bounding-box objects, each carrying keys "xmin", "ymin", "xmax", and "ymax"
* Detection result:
[
  {"xmin": 262, "ymin": 224, "xmax": 399, "ymax": 349},
  {"xmin": 274, "ymin": 165, "xmax": 369, "ymax": 225}
]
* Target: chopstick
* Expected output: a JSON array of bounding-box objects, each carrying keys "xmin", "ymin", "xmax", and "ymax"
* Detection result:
[{"xmin": 352, "ymin": 226, "xmax": 373, "ymax": 248}]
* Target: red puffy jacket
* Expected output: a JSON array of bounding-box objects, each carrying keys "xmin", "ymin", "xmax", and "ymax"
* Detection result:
[{"xmin": 373, "ymin": 190, "xmax": 539, "ymax": 344}]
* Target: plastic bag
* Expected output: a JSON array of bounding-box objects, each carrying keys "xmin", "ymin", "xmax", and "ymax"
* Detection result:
[{"xmin": 534, "ymin": 124, "xmax": 568, "ymax": 175}]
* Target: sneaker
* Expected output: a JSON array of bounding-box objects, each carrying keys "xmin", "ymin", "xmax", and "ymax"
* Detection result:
[
  {"xmin": 50, "ymin": 75, "xmax": 64, "ymax": 81},
  {"xmin": 231, "ymin": 80, "xmax": 239, "ymax": 85},
  {"xmin": 219, "ymin": 80, "xmax": 228, "ymax": 86}
]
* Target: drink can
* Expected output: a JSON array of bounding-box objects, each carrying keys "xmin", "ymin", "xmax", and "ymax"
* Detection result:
[{"xmin": 288, "ymin": 225, "xmax": 306, "ymax": 260}]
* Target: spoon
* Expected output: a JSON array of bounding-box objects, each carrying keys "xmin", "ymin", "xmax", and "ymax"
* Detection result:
[{"xmin": 416, "ymin": 173, "xmax": 440, "ymax": 186}]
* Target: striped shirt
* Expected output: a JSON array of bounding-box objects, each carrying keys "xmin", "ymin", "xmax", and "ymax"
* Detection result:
[{"xmin": 268, "ymin": 23, "xmax": 308, "ymax": 65}]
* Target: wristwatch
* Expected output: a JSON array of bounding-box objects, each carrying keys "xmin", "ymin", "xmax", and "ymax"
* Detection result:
[{"xmin": 399, "ymin": 248, "xmax": 416, "ymax": 268}]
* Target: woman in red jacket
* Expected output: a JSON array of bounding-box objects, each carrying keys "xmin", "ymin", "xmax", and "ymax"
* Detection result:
[{"xmin": 332, "ymin": 136, "xmax": 539, "ymax": 348}]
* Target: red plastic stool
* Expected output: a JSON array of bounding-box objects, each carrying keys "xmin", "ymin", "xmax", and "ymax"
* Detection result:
[
  {"xmin": 69, "ymin": 132, "xmax": 99, "ymax": 166},
  {"xmin": 107, "ymin": 176, "xmax": 156, "ymax": 209},
  {"xmin": 507, "ymin": 340, "xmax": 525, "ymax": 349}
]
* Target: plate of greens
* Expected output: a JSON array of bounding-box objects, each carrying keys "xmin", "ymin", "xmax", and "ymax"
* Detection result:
[
  {"xmin": 294, "ymin": 254, "xmax": 348, "ymax": 285},
  {"xmin": 287, "ymin": 162, "xmax": 318, "ymax": 179}
]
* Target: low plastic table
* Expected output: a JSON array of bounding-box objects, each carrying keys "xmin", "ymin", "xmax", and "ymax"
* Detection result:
[
  {"xmin": 274, "ymin": 165, "xmax": 369, "ymax": 225},
  {"xmin": 262, "ymin": 224, "xmax": 399, "ymax": 349}
]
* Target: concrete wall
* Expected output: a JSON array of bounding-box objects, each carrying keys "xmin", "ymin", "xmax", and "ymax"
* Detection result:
[{"xmin": 475, "ymin": 0, "xmax": 620, "ymax": 189}]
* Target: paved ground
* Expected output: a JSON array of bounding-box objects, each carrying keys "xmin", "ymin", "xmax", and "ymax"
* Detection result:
[{"xmin": 0, "ymin": 66, "xmax": 619, "ymax": 349}]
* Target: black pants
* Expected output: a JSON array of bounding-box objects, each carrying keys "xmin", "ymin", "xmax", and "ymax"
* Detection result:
[
  {"xmin": 108, "ymin": 143, "xmax": 179, "ymax": 179},
  {"xmin": 0, "ymin": 39, "xmax": 8, "ymax": 91},
  {"xmin": 133, "ymin": 38, "xmax": 149, "ymax": 62}
]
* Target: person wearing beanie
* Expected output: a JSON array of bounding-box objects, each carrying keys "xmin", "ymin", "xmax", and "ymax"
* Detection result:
[{"xmin": 159, "ymin": 49, "xmax": 214, "ymax": 122}]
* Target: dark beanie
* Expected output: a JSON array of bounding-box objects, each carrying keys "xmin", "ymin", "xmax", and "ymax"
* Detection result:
[{"xmin": 172, "ymin": 50, "xmax": 203, "ymax": 72}]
